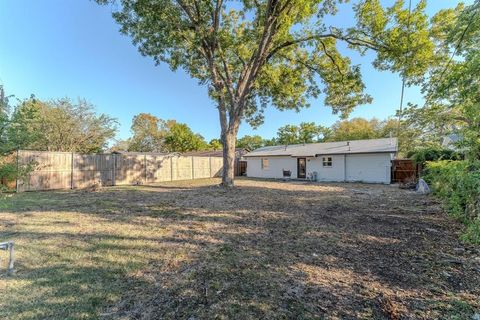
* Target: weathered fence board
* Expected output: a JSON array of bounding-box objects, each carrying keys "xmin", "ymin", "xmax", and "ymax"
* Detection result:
[{"xmin": 17, "ymin": 150, "xmax": 224, "ymax": 191}]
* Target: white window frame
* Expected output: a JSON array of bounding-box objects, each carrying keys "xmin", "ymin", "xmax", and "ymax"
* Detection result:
[
  {"xmin": 261, "ymin": 158, "xmax": 269, "ymax": 170},
  {"xmin": 322, "ymin": 156, "xmax": 333, "ymax": 167}
]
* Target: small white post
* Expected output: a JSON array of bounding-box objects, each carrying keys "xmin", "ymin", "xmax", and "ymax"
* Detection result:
[
  {"xmin": 0, "ymin": 241, "xmax": 14, "ymax": 275},
  {"xmin": 7, "ymin": 241, "xmax": 14, "ymax": 275}
]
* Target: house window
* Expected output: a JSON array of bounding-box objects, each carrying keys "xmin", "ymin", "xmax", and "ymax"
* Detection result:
[
  {"xmin": 261, "ymin": 158, "xmax": 269, "ymax": 169},
  {"xmin": 322, "ymin": 157, "xmax": 332, "ymax": 167}
]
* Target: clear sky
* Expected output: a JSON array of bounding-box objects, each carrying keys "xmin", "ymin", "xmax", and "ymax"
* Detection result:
[{"xmin": 0, "ymin": 0, "xmax": 469, "ymax": 142}]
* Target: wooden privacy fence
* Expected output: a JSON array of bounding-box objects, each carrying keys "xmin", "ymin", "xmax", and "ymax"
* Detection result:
[
  {"xmin": 17, "ymin": 150, "xmax": 223, "ymax": 192},
  {"xmin": 391, "ymin": 159, "xmax": 420, "ymax": 183}
]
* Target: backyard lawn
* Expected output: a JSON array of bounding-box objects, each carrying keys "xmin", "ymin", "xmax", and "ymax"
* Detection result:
[{"xmin": 0, "ymin": 178, "xmax": 479, "ymax": 319}]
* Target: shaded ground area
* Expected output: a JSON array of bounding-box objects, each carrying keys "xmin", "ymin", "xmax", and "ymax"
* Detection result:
[{"xmin": 0, "ymin": 178, "xmax": 479, "ymax": 319}]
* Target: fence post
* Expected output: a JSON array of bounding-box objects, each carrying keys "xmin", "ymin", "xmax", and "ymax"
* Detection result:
[
  {"xmin": 15, "ymin": 149, "xmax": 19, "ymax": 193},
  {"xmin": 71, "ymin": 152, "xmax": 74, "ymax": 189},
  {"xmin": 112, "ymin": 153, "xmax": 116, "ymax": 186},
  {"xmin": 209, "ymin": 156, "xmax": 212, "ymax": 178},
  {"xmin": 144, "ymin": 154, "xmax": 147, "ymax": 184},
  {"xmin": 191, "ymin": 156, "xmax": 194, "ymax": 180}
]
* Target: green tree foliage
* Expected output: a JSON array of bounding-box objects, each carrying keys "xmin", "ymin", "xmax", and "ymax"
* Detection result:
[
  {"xmin": 3, "ymin": 97, "xmax": 117, "ymax": 153},
  {"xmin": 110, "ymin": 139, "xmax": 131, "ymax": 152},
  {"xmin": 128, "ymin": 113, "xmax": 175, "ymax": 152},
  {"xmin": 322, "ymin": 117, "xmax": 397, "ymax": 142},
  {"xmin": 208, "ymin": 138, "xmax": 222, "ymax": 150},
  {"xmin": 407, "ymin": 147, "xmax": 462, "ymax": 165},
  {"xmin": 415, "ymin": 2, "xmax": 480, "ymax": 243},
  {"xmin": 97, "ymin": 0, "xmax": 434, "ymax": 186},
  {"xmin": 425, "ymin": 160, "xmax": 480, "ymax": 244},
  {"xmin": 126, "ymin": 113, "xmax": 210, "ymax": 152},
  {"xmin": 164, "ymin": 123, "xmax": 209, "ymax": 152},
  {"xmin": 236, "ymin": 135, "xmax": 265, "ymax": 150},
  {"xmin": 401, "ymin": 1, "xmax": 480, "ymax": 160},
  {"xmin": 275, "ymin": 122, "xmax": 324, "ymax": 145}
]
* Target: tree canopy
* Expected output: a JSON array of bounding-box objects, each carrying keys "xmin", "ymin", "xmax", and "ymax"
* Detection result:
[
  {"xmin": 1, "ymin": 96, "xmax": 117, "ymax": 154},
  {"xmin": 128, "ymin": 113, "xmax": 176, "ymax": 152},
  {"xmin": 401, "ymin": 1, "xmax": 480, "ymax": 160},
  {"xmin": 97, "ymin": 0, "xmax": 437, "ymax": 186}
]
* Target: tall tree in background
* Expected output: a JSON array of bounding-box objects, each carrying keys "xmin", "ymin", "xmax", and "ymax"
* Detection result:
[
  {"xmin": 97, "ymin": 0, "xmax": 436, "ymax": 186},
  {"xmin": 4, "ymin": 97, "xmax": 117, "ymax": 153},
  {"xmin": 236, "ymin": 135, "xmax": 265, "ymax": 150},
  {"xmin": 164, "ymin": 122, "xmax": 209, "ymax": 152},
  {"xmin": 0, "ymin": 86, "xmax": 11, "ymax": 152},
  {"xmin": 128, "ymin": 113, "xmax": 175, "ymax": 152},
  {"xmin": 276, "ymin": 122, "xmax": 324, "ymax": 145},
  {"xmin": 208, "ymin": 138, "xmax": 223, "ymax": 150}
]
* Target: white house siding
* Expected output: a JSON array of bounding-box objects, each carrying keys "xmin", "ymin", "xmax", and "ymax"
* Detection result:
[
  {"xmin": 247, "ymin": 153, "xmax": 393, "ymax": 184},
  {"xmin": 246, "ymin": 157, "xmax": 297, "ymax": 179},
  {"xmin": 306, "ymin": 155, "xmax": 345, "ymax": 182},
  {"xmin": 345, "ymin": 153, "xmax": 392, "ymax": 184}
]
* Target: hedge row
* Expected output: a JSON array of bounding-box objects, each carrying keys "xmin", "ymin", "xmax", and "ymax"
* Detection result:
[{"xmin": 425, "ymin": 160, "xmax": 480, "ymax": 244}]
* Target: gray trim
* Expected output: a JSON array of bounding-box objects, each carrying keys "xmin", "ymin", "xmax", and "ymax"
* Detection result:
[{"xmin": 245, "ymin": 151, "xmax": 396, "ymax": 158}]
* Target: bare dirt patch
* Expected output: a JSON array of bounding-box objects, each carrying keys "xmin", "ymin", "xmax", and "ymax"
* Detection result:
[{"xmin": 1, "ymin": 178, "xmax": 479, "ymax": 319}]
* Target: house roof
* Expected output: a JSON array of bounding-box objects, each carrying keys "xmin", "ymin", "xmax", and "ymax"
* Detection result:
[
  {"xmin": 243, "ymin": 138, "xmax": 398, "ymax": 157},
  {"xmin": 182, "ymin": 148, "xmax": 248, "ymax": 158}
]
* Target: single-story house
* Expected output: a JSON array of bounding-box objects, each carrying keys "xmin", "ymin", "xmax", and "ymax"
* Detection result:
[{"xmin": 244, "ymin": 138, "xmax": 398, "ymax": 184}]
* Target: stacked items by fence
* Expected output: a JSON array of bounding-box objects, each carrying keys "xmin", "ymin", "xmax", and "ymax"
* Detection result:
[{"xmin": 16, "ymin": 150, "xmax": 223, "ymax": 192}]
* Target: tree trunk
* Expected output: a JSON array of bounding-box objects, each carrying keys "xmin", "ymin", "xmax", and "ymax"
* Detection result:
[{"xmin": 221, "ymin": 129, "xmax": 236, "ymax": 187}]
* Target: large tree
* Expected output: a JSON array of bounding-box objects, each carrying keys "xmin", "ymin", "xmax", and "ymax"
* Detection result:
[
  {"xmin": 276, "ymin": 122, "xmax": 324, "ymax": 145},
  {"xmin": 5, "ymin": 97, "xmax": 117, "ymax": 153},
  {"xmin": 405, "ymin": 1, "xmax": 480, "ymax": 161},
  {"xmin": 236, "ymin": 134, "xmax": 265, "ymax": 150},
  {"xmin": 97, "ymin": 0, "xmax": 435, "ymax": 186},
  {"xmin": 128, "ymin": 113, "xmax": 175, "ymax": 152},
  {"xmin": 164, "ymin": 122, "xmax": 209, "ymax": 152}
]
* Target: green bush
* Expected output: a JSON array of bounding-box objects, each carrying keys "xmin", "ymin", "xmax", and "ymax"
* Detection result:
[
  {"xmin": 408, "ymin": 147, "xmax": 462, "ymax": 165},
  {"xmin": 425, "ymin": 160, "xmax": 480, "ymax": 243},
  {"xmin": 0, "ymin": 153, "xmax": 36, "ymax": 192}
]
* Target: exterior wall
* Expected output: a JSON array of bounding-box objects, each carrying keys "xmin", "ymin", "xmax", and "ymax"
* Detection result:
[
  {"xmin": 345, "ymin": 153, "xmax": 392, "ymax": 184},
  {"xmin": 307, "ymin": 155, "xmax": 345, "ymax": 182},
  {"xmin": 246, "ymin": 153, "xmax": 393, "ymax": 184},
  {"xmin": 246, "ymin": 157, "xmax": 297, "ymax": 179}
]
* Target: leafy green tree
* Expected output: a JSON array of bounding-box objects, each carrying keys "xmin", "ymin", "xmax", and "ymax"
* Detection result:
[
  {"xmin": 0, "ymin": 86, "xmax": 12, "ymax": 153},
  {"xmin": 236, "ymin": 135, "xmax": 265, "ymax": 150},
  {"xmin": 323, "ymin": 118, "xmax": 380, "ymax": 142},
  {"xmin": 98, "ymin": 0, "xmax": 437, "ymax": 186},
  {"xmin": 298, "ymin": 122, "xmax": 325, "ymax": 143},
  {"xmin": 164, "ymin": 122, "xmax": 209, "ymax": 152},
  {"xmin": 110, "ymin": 139, "xmax": 131, "ymax": 152},
  {"xmin": 4, "ymin": 98, "xmax": 42, "ymax": 152},
  {"xmin": 6, "ymin": 98, "xmax": 117, "ymax": 153},
  {"xmin": 276, "ymin": 125, "xmax": 299, "ymax": 145},
  {"xmin": 421, "ymin": 1, "xmax": 480, "ymax": 161},
  {"xmin": 128, "ymin": 113, "xmax": 175, "ymax": 152},
  {"xmin": 208, "ymin": 138, "xmax": 222, "ymax": 150}
]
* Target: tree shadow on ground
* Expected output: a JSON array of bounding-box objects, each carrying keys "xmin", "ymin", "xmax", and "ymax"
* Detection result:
[{"xmin": 2, "ymin": 179, "xmax": 479, "ymax": 319}]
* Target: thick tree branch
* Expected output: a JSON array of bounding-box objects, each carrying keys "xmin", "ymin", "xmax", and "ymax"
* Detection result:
[
  {"xmin": 266, "ymin": 32, "xmax": 388, "ymax": 61},
  {"xmin": 319, "ymin": 40, "xmax": 344, "ymax": 78}
]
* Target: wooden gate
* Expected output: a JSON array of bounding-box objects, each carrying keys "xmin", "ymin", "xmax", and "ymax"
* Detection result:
[
  {"xmin": 234, "ymin": 160, "xmax": 247, "ymax": 176},
  {"xmin": 391, "ymin": 159, "xmax": 417, "ymax": 183}
]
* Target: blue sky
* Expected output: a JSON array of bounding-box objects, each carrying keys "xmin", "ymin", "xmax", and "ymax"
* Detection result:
[{"xmin": 0, "ymin": 0, "xmax": 468, "ymax": 142}]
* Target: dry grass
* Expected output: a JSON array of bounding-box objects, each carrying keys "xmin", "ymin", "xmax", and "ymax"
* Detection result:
[{"xmin": 0, "ymin": 178, "xmax": 479, "ymax": 319}]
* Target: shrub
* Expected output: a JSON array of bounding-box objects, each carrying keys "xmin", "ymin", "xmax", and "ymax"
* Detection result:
[
  {"xmin": 424, "ymin": 160, "xmax": 480, "ymax": 243},
  {"xmin": 408, "ymin": 147, "xmax": 462, "ymax": 165},
  {"xmin": 0, "ymin": 153, "xmax": 36, "ymax": 192}
]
